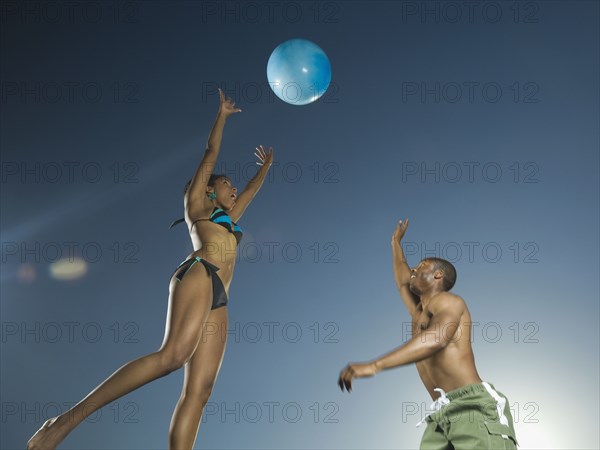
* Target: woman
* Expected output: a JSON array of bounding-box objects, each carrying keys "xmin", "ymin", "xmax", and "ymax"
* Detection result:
[{"xmin": 27, "ymin": 89, "xmax": 274, "ymax": 450}]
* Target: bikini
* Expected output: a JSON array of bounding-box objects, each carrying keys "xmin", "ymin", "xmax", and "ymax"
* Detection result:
[{"xmin": 169, "ymin": 207, "xmax": 243, "ymax": 310}]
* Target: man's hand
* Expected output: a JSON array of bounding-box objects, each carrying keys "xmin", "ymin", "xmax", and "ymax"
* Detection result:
[
  {"xmin": 338, "ymin": 362, "xmax": 377, "ymax": 392},
  {"xmin": 392, "ymin": 218, "xmax": 409, "ymax": 246}
]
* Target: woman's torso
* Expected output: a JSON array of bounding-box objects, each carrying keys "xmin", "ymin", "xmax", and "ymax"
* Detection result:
[{"xmin": 182, "ymin": 206, "xmax": 241, "ymax": 295}]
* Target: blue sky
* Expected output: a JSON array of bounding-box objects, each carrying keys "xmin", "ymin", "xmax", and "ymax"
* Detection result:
[{"xmin": 2, "ymin": 1, "xmax": 598, "ymax": 449}]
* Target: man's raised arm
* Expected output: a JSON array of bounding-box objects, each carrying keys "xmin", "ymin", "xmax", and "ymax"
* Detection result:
[{"xmin": 392, "ymin": 219, "xmax": 419, "ymax": 315}]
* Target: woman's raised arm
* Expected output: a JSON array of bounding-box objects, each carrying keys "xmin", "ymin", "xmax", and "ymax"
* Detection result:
[
  {"xmin": 228, "ymin": 145, "xmax": 273, "ymax": 222},
  {"xmin": 186, "ymin": 88, "xmax": 241, "ymax": 205}
]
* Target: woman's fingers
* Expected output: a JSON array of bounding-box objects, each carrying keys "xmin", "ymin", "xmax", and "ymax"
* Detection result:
[
  {"xmin": 217, "ymin": 88, "xmax": 242, "ymax": 112},
  {"xmin": 256, "ymin": 146, "xmax": 267, "ymax": 158},
  {"xmin": 252, "ymin": 145, "xmax": 273, "ymax": 166}
]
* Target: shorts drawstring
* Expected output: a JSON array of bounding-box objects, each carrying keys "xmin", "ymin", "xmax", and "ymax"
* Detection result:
[{"xmin": 416, "ymin": 388, "xmax": 450, "ymax": 428}]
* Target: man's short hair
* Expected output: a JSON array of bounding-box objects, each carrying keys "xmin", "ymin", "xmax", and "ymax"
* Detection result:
[{"xmin": 423, "ymin": 257, "xmax": 457, "ymax": 291}]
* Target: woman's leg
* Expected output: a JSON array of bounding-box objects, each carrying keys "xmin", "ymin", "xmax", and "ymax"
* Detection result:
[
  {"xmin": 27, "ymin": 262, "xmax": 214, "ymax": 450},
  {"xmin": 169, "ymin": 306, "xmax": 228, "ymax": 450}
]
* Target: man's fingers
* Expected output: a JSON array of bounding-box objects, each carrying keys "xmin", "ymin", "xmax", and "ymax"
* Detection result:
[
  {"xmin": 338, "ymin": 375, "xmax": 347, "ymax": 392},
  {"xmin": 345, "ymin": 379, "xmax": 352, "ymax": 392},
  {"xmin": 339, "ymin": 367, "xmax": 348, "ymax": 392},
  {"xmin": 343, "ymin": 367, "xmax": 353, "ymax": 392},
  {"xmin": 393, "ymin": 221, "xmax": 401, "ymax": 237}
]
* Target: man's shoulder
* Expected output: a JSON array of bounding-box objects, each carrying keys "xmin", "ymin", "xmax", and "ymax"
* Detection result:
[{"xmin": 430, "ymin": 291, "xmax": 466, "ymax": 310}]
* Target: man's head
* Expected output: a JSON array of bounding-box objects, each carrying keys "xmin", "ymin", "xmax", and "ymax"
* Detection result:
[{"xmin": 409, "ymin": 257, "xmax": 457, "ymax": 296}]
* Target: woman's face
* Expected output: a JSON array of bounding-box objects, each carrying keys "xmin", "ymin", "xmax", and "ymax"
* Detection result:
[{"xmin": 209, "ymin": 177, "xmax": 237, "ymax": 210}]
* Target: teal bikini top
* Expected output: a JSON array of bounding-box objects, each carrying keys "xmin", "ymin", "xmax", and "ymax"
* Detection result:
[{"xmin": 169, "ymin": 207, "xmax": 243, "ymax": 245}]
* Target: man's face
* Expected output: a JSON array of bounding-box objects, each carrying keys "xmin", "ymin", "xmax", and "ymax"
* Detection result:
[{"xmin": 409, "ymin": 260, "xmax": 435, "ymax": 295}]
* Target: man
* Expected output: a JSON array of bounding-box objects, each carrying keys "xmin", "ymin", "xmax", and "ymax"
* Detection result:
[{"xmin": 338, "ymin": 219, "xmax": 518, "ymax": 449}]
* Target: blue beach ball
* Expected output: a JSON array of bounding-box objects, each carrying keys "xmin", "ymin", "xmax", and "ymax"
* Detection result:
[{"xmin": 267, "ymin": 38, "xmax": 332, "ymax": 106}]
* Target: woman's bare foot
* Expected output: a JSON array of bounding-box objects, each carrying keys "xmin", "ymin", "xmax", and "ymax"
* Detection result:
[{"xmin": 26, "ymin": 415, "xmax": 72, "ymax": 450}]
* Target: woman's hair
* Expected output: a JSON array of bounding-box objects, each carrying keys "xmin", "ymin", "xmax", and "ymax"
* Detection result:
[{"xmin": 183, "ymin": 174, "xmax": 228, "ymax": 195}]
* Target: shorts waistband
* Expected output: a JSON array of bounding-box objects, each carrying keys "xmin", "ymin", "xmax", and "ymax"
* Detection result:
[
  {"xmin": 415, "ymin": 381, "xmax": 505, "ymax": 428},
  {"xmin": 445, "ymin": 382, "xmax": 498, "ymax": 401}
]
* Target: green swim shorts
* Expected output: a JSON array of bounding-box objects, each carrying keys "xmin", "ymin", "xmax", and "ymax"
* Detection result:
[{"xmin": 418, "ymin": 382, "xmax": 518, "ymax": 449}]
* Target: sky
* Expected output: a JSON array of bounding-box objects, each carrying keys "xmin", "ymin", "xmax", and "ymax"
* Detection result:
[{"xmin": 1, "ymin": 1, "xmax": 599, "ymax": 449}]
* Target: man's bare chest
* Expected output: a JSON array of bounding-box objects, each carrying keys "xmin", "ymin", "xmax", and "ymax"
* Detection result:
[{"xmin": 412, "ymin": 303, "xmax": 432, "ymax": 333}]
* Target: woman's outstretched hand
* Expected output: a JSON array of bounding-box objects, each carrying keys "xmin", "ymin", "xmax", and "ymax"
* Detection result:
[
  {"xmin": 218, "ymin": 88, "xmax": 242, "ymax": 117},
  {"xmin": 255, "ymin": 145, "xmax": 273, "ymax": 168}
]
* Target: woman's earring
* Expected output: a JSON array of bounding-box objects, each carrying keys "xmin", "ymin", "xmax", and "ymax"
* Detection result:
[{"xmin": 208, "ymin": 191, "xmax": 217, "ymax": 200}]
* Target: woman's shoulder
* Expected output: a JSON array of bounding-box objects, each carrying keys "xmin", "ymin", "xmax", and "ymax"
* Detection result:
[{"xmin": 184, "ymin": 193, "xmax": 213, "ymax": 221}]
